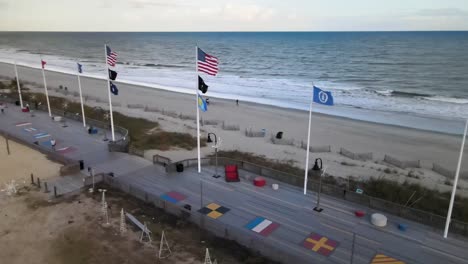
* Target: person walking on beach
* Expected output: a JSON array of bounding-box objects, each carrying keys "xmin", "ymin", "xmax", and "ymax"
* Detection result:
[
  {"xmin": 51, "ymin": 139, "xmax": 56, "ymax": 150},
  {"xmin": 0, "ymin": 103, "xmax": 4, "ymax": 114},
  {"xmin": 236, "ymin": 99, "xmax": 239, "ymax": 106}
]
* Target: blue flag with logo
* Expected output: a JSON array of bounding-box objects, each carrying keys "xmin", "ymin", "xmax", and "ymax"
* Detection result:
[
  {"xmin": 77, "ymin": 63, "xmax": 83, "ymax": 73},
  {"xmin": 197, "ymin": 93, "xmax": 207, "ymax": 112},
  {"xmin": 313, "ymin": 86, "xmax": 334, "ymax": 106}
]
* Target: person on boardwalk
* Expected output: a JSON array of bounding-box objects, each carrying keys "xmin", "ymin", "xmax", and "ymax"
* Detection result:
[{"xmin": 50, "ymin": 139, "xmax": 56, "ymax": 150}]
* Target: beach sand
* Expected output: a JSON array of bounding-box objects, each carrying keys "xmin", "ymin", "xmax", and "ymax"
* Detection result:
[
  {"xmin": 0, "ymin": 135, "xmax": 62, "ymax": 184},
  {"xmin": 1, "ymin": 62, "xmax": 467, "ymax": 195}
]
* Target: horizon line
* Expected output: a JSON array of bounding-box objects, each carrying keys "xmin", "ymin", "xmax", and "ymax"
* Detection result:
[{"xmin": 1, "ymin": 30, "xmax": 468, "ymax": 33}]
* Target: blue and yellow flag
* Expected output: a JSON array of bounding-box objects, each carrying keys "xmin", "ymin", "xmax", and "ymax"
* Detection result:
[{"xmin": 198, "ymin": 93, "xmax": 207, "ymax": 112}]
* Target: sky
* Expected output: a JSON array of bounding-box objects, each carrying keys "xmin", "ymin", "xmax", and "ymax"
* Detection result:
[{"xmin": 1, "ymin": 0, "xmax": 468, "ymax": 31}]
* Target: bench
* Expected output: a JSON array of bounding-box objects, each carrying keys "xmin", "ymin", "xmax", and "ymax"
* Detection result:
[{"xmin": 126, "ymin": 212, "xmax": 151, "ymax": 234}]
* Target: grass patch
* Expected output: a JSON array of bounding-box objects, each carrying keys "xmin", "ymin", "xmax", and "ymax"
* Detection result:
[{"xmin": 132, "ymin": 131, "xmax": 206, "ymax": 150}]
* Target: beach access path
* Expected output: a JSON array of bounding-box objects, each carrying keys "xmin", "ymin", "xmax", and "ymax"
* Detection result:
[{"xmin": 1, "ymin": 100, "xmax": 467, "ymax": 264}]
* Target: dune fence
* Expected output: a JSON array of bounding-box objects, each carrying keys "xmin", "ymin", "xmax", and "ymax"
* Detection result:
[
  {"xmin": 299, "ymin": 141, "xmax": 332, "ymax": 153},
  {"xmin": 432, "ymin": 163, "xmax": 468, "ymax": 180},
  {"xmin": 384, "ymin": 154, "xmax": 421, "ymax": 169},
  {"xmin": 245, "ymin": 128, "xmax": 266, "ymax": 138},
  {"xmin": 144, "ymin": 106, "xmax": 160, "ymax": 112},
  {"xmin": 200, "ymin": 119, "xmax": 220, "ymax": 126},
  {"xmin": 339, "ymin": 148, "xmax": 373, "ymax": 161},
  {"xmin": 178, "ymin": 113, "xmax": 196, "ymax": 121},
  {"xmin": 222, "ymin": 121, "xmax": 240, "ymax": 131},
  {"xmin": 127, "ymin": 103, "xmax": 145, "ymax": 109}
]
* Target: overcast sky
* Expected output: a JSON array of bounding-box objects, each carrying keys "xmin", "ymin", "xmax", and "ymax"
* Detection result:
[{"xmin": 1, "ymin": 0, "xmax": 468, "ymax": 31}]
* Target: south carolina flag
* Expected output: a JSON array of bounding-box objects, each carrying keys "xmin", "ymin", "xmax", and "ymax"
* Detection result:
[
  {"xmin": 197, "ymin": 93, "xmax": 207, "ymax": 112},
  {"xmin": 245, "ymin": 217, "xmax": 280, "ymax": 236}
]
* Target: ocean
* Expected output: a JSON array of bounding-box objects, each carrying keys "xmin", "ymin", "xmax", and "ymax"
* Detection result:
[{"xmin": 0, "ymin": 31, "xmax": 467, "ymax": 124}]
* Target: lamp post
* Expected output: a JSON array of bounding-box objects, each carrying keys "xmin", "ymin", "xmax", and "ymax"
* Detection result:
[
  {"xmin": 207, "ymin": 133, "xmax": 220, "ymax": 178},
  {"xmin": 313, "ymin": 158, "xmax": 325, "ymax": 212}
]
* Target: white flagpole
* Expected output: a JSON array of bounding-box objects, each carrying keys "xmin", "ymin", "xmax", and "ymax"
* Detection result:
[
  {"xmin": 40, "ymin": 58, "xmax": 52, "ymax": 117},
  {"xmin": 444, "ymin": 118, "xmax": 468, "ymax": 238},
  {"xmin": 196, "ymin": 46, "xmax": 201, "ymax": 173},
  {"xmin": 104, "ymin": 44, "xmax": 115, "ymax": 141},
  {"xmin": 303, "ymin": 86, "xmax": 314, "ymax": 195},
  {"xmin": 14, "ymin": 62, "xmax": 23, "ymax": 108},
  {"xmin": 77, "ymin": 64, "xmax": 86, "ymax": 127}
]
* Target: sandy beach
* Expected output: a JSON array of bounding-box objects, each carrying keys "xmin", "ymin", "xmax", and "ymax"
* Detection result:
[
  {"xmin": 0, "ymin": 135, "xmax": 62, "ymax": 184},
  {"xmin": 1, "ymin": 62, "xmax": 467, "ymax": 195}
]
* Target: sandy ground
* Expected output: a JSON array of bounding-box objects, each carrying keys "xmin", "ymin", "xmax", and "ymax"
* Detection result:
[
  {"xmin": 0, "ymin": 135, "xmax": 62, "ymax": 184},
  {"xmin": 1, "ymin": 62, "xmax": 468, "ymax": 195}
]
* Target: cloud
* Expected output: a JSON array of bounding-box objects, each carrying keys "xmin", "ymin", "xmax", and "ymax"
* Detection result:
[
  {"xmin": 129, "ymin": 0, "xmax": 188, "ymax": 8},
  {"xmin": 221, "ymin": 3, "xmax": 276, "ymax": 22},
  {"xmin": 416, "ymin": 8, "xmax": 468, "ymax": 17},
  {"xmin": 0, "ymin": 1, "xmax": 8, "ymax": 8}
]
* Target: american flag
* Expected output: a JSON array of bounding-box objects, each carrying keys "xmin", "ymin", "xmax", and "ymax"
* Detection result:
[
  {"xmin": 197, "ymin": 48, "xmax": 218, "ymax": 76},
  {"xmin": 106, "ymin": 45, "xmax": 117, "ymax": 67}
]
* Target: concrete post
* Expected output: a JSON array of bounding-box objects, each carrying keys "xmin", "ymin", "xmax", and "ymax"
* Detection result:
[
  {"xmin": 30, "ymin": 173, "xmax": 34, "ymax": 185},
  {"xmin": 44, "ymin": 182, "xmax": 49, "ymax": 193},
  {"xmin": 54, "ymin": 186, "xmax": 58, "ymax": 197},
  {"xmin": 37, "ymin": 178, "xmax": 41, "ymax": 188}
]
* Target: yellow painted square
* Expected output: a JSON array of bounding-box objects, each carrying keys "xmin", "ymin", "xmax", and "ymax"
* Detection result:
[
  {"xmin": 207, "ymin": 211, "xmax": 223, "ymax": 219},
  {"xmin": 206, "ymin": 203, "xmax": 220, "ymax": 210}
]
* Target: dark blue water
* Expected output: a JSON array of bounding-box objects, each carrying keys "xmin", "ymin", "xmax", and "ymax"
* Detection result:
[{"xmin": 1, "ymin": 31, "xmax": 467, "ymax": 118}]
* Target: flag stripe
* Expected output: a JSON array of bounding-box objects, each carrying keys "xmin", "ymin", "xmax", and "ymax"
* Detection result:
[
  {"xmin": 259, "ymin": 222, "xmax": 280, "ymax": 236},
  {"xmin": 245, "ymin": 217, "xmax": 265, "ymax": 230},
  {"xmin": 252, "ymin": 219, "xmax": 273, "ymax": 233}
]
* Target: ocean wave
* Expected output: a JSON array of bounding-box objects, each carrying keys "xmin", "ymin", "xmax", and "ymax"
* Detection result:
[
  {"xmin": 423, "ymin": 96, "xmax": 468, "ymax": 104},
  {"xmin": 141, "ymin": 63, "xmax": 187, "ymax": 69},
  {"xmin": 390, "ymin": 90, "xmax": 431, "ymax": 98},
  {"xmin": 374, "ymin": 89, "xmax": 393, "ymax": 96}
]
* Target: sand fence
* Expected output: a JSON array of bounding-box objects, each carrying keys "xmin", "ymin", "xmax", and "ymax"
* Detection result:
[
  {"xmin": 222, "ymin": 121, "xmax": 240, "ymax": 131},
  {"xmin": 244, "ymin": 128, "xmax": 266, "ymax": 138},
  {"xmin": 200, "ymin": 119, "xmax": 220, "ymax": 126},
  {"xmin": 127, "ymin": 103, "xmax": 145, "ymax": 109},
  {"xmin": 299, "ymin": 141, "xmax": 332, "ymax": 153},
  {"xmin": 432, "ymin": 163, "xmax": 468, "ymax": 180},
  {"xmin": 144, "ymin": 106, "xmax": 160, "ymax": 112},
  {"xmin": 384, "ymin": 154, "xmax": 421, "ymax": 169},
  {"xmin": 339, "ymin": 147, "xmax": 373, "ymax": 161}
]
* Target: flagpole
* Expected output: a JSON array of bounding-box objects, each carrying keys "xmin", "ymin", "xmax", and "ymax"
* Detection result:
[
  {"xmin": 40, "ymin": 58, "xmax": 52, "ymax": 117},
  {"xmin": 196, "ymin": 46, "xmax": 201, "ymax": 173},
  {"xmin": 14, "ymin": 62, "xmax": 23, "ymax": 109},
  {"xmin": 304, "ymin": 85, "xmax": 314, "ymax": 195},
  {"xmin": 77, "ymin": 64, "xmax": 86, "ymax": 127},
  {"xmin": 444, "ymin": 118, "xmax": 468, "ymax": 238},
  {"xmin": 104, "ymin": 44, "xmax": 116, "ymax": 141}
]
